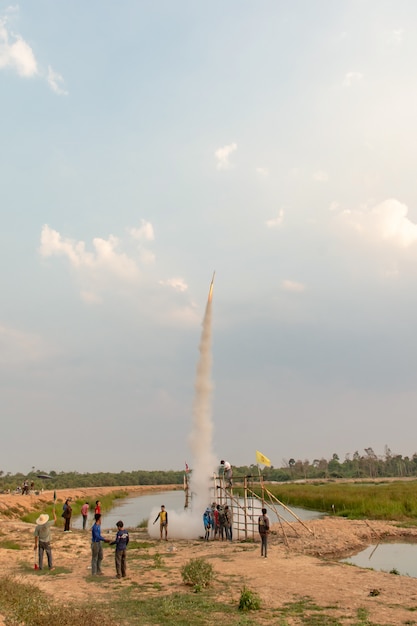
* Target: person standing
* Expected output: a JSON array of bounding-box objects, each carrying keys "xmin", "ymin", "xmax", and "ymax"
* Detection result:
[
  {"xmin": 203, "ymin": 507, "xmax": 212, "ymax": 541},
  {"xmin": 224, "ymin": 505, "xmax": 233, "ymax": 541},
  {"xmin": 110, "ymin": 520, "xmax": 129, "ymax": 578},
  {"xmin": 211, "ymin": 503, "xmax": 219, "ymax": 539},
  {"xmin": 153, "ymin": 505, "xmax": 168, "ymax": 540},
  {"xmin": 220, "ymin": 460, "xmax": 233, "ymax": 488},
  {"xmin": 217, "ymin": 505, "xmax": 226, "ymax": 541},
  {"xmin": 91, "ymin": 513, "xmax": 110, "ymax": 575},
  {"xmin": 258, "ymin": 507, "xmax": 270, "ymax": 558},
  {"xmin": 81, "ymin": 502, "xmax": 89, "ymax": 530},
  {"xmin": 34, "ymin": 508, "xmax": 57, "ymax": 571},
  {"xmin": 63, "ymin": 498, "xmax": 72, "ymax": 533},
  {"xmin": 95, "ymin": 500, "xmax": 101, "ymax": 516}
]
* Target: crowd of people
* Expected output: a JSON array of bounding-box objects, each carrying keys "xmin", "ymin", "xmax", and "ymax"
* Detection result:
[
  {"xmin": 31, "ymin": 459, "xmax": 270, "ymax": 577},
  {"xmin": 203, "ymin": 502, "xmax": 233, "ymax": 541},
  {"xmin": 33, "ymin": 500, "xmax": 130, "ymax": 578}
]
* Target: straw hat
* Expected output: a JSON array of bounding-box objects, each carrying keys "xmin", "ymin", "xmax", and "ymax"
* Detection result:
[{"xmin": 36, "ymin": 513, "xmax": 49, "ymax": 525}]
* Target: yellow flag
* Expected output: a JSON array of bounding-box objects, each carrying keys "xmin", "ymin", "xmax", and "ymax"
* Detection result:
[{"xmin": 256, "ymin": 450, "xmax": 271, "ymax": 467}]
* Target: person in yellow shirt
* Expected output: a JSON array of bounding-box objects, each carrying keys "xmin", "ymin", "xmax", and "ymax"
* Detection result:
[{"xmin": 153, "ymin": 505, "xmax": 168, "ymax": 540}]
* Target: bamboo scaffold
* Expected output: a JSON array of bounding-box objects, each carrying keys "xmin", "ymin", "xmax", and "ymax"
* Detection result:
[{"xmin": 201, "ymin": 472, "xmax": 313, "ymax": 545}]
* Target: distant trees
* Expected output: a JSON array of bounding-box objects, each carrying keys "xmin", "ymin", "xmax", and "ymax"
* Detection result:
[
  {"xmin": 2, "ymin": 446, "xmax": 417, "ymax": 490},
  {"xmin": 0, "ymin": 469, "xmax": 184, "ymax": 491}
]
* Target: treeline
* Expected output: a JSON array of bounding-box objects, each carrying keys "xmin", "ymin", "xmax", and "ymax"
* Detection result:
[
  {"xmin": 254, "ymin": 446, "xmax": 417, "ymax": 482},
  {"xmin": 0, "ymin": 469, "xmax": 184, "ymax": 491},
  {"xmin": 1, "ymin": 447, "xmax": 416, "ymax": 490}
]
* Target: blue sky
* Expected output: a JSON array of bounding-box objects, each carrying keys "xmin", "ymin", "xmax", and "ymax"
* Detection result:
[{"xmin": 2, "ymin": 1, "xmax": 417, "ymax": 473}]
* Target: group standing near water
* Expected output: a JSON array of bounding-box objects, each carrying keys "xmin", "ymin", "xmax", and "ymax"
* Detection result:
[{"xmin": 32, "ymin": 459, "xmax": 269, "ymax": 580}]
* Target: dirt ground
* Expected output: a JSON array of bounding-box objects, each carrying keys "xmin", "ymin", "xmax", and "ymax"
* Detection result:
[{"xmin": 2, "ymin": 486, "xmax": 417, "ymax": 625}]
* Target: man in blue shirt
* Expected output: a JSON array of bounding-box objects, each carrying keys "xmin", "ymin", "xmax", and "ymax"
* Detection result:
[
  {"xmin": 110, "ymin": 520, "xmax": 129, "ymax": 578},
  {"xmin": 91, "ymin": 513, "xmax": 110, "ymax": 575}
]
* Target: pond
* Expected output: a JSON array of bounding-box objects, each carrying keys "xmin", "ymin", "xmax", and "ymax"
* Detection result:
[
  {"xmin": 341, "ymin": 542, "xmax": 417, "ymax": 578},
  {"xmin": 72, "ymin": 489, "xmax": 324, "ymax": 531},
  {"xmin": 72, "ymin": 490, "xmax": 185, "ymax": 530}
]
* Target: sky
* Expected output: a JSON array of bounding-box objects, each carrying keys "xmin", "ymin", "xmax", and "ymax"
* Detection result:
[{"xmin": 2, "ymin": 1, "xmax": 417, "ymax": 474}]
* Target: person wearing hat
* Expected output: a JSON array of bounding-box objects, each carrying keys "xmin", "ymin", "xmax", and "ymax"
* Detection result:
[
  {"xmin": 34, "ymin": 508, "xmax": 57, "ymax": 570},
  {"xmin": 110, "ymin": 520, "xmax": 129, "ymax": 579}
]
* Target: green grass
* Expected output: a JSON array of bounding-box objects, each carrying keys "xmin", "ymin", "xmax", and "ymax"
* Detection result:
[
  {"xmin": 0, "ymin": 574, "xmax": 403, "ymax": 626},
  {"xmin": 274, "ymin": 597, "xmax": 384, "ymax": 625},
  {"xmin": 137, "ymin": 517, "xmax": 148, "ymax": 528},
  {"xmin": 262, "ymin": 480, "xmax": 417, "ymax": 520},
  {"xmin": 109, "ymin": 588, "xmax": 241, "ymax": 625},
  {"xmin": 0, "ymin": 540, "xmax": 21, "ymax": 549},
  {"xmin": 20, "ymin": 562, "xmax": 72, "ymax": 575},
  {"xmin": 0, "ymin": 575, "xmax": 115, "ymax": 625},
  {"xmin": 128, "ymin": 540, "xmax": 153, "ymax": 549}
]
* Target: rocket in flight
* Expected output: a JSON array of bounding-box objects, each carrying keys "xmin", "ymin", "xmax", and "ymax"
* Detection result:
[{"xmin": 208, "ymin": 271, "xmax": 215, "ymax": 302}]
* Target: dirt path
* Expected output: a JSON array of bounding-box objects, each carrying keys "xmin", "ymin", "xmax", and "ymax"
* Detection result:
[{"xmin": 2, "ymin": 486, "xmax": 417, "ymax": 624}]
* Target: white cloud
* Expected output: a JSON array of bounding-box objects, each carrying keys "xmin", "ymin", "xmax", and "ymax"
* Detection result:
[
  {"xmin": 215, "ymin": 142, "xmax": 237, "ymax": 170},
  {"xmin": 159, "ymin": 277, "xmax": 188, "ymax": 293},
  {"xmin": 312, "ymin": 170, "xmax": 329, "ymax": 182},
  {"xmin": 39, "ymin": 225, "xmax": 140, "ymax": 281},
  {"xmin": 0, "ymin": 324, "xmax": 45, "ymax": 365},
  {"xmin": 0, "ymin": 18, "xmax": 37, "ymax": 76},
  {"xmin": 129, "ymin": 219, "xmax": 155, "ymax": 241},
  {"xmin": 128, "ymin": 220, "xmax": 155, "ymax": 265},
  {"xmin": 329, "ymin": 201, "xmax": 340, "ymax": 211},
  {"xmin": 47, "ymin": 65, "xmax": 68, "ymax": 95},
  {"xmin": 337, "ymin": 198, "xmax": 417, "ymax": 248},
  {"xmin": 282, "ymin": 280, "xmax": 306, "ymax": 293},
  {"xmin": 343, "ymin": 71, "xmax": 363, "ymax": 87},
  {"xmin": 266, "ymin": 209, "xmax": 284, "ymax": 229},
  {"xmin": 256, "ymin": 167, "xmax": 269, "ymax": 178},
  {"xmin": 0, "ymin": 11, "xmax": 66, "ymax": 93}
]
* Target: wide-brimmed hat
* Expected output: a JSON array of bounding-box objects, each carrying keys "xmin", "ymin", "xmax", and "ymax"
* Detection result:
[{"xmin": 36, "ymin": 513, "xmax": 49, "ymax": 525}]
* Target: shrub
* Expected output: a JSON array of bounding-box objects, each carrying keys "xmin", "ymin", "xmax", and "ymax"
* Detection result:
[
  {"xmin": 181, "ymin": 558, "xmax": 214, "ymax": 592},
  {"xmin": 238, "ymin": 586, "xmax": 261, "ymax": 611}
]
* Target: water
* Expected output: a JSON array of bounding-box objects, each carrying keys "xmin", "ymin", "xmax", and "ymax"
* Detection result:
[
  {"xmin": 72, "ymin": 490, "xmax": 184, "ymax": 530},
  {"xmin": 341, "ymin": 542, "xmax": 417, "ymax": 578},
  {"xmin": 72, "ymin": 489, "xmax": 324, "ymax": 532}
]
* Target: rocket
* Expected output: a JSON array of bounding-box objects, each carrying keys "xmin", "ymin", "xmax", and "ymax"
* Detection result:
[{"xmin": 208, "ymin": 271, "xmax": 215, "ymax": 302}]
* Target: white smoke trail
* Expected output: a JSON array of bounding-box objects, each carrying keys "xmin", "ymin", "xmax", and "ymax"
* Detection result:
[
  {"xmin": 148, "ymin": 284, "xmax": 217, "ymax": 540},
  {"xmin": 188, "ymin": 296, "xmax": 218, "ymax": 513}
]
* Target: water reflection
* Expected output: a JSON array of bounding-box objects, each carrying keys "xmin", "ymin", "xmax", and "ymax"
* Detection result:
[{"xmin": 342, "ymin": 542, "xmax": 417, "ymax": 578}]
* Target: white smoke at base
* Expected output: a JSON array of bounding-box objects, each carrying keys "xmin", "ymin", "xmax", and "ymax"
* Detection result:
[{"xmin": 147, "ymin": 284, "xmax": 218, "ymax": 540}]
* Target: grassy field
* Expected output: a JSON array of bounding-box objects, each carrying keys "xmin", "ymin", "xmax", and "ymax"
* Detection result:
[
  {"xmin": 262, "ymin": 480, "xmax": 417, "ymax": 521},
  {"xmin": 0, "ymin": 572, "xmax": 394, "ymax": 626}
]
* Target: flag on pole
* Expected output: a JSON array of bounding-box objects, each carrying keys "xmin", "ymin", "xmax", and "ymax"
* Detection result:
[{"xmin": 256, "ymin": 450, "xmax": 271, "ymax": 467}]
